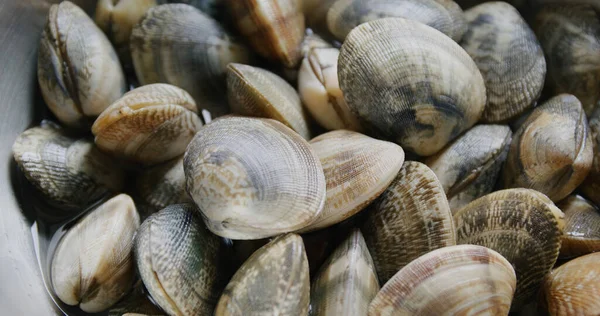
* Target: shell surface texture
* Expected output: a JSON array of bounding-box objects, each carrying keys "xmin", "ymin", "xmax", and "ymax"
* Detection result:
[
  {"xmin": 557, "ymin": 194, "xmax": 600, "ymax": 258},
  {"xmin": 581, "ymin": 106, "xmax": 600, "ymax": 206},
  {"xmin": 136, "ymin": 155, "xmax": 192, "ymax": 214}
]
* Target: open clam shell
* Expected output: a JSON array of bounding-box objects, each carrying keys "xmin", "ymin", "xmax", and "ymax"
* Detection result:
[{"xmin": 557, "ymin": 195, "xmax": 600, "ymax": 258}]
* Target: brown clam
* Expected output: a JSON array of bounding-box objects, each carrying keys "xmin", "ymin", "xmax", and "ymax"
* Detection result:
[
  {"xmin": 368, "ymin": 245, "xmax": 517, "ymax": 316},
  {"xmin": 425, "ymin": 124, "xmax": 512, "ymax": 212},
  {"xmin": 556, "ymin": 194, "xmax": 600, "ymax": 258},
  {"xmin": 38, "ymin": 1, "xmax": 126, "ymax": 128},
  {"xmin": 338, "ymin": 18, "xmax": 486, "ymax": 156},
  {"xmin": 580, "ymin": 106, "xmax": 600, "ymax": 206},
  {"xmin": 461, "ymin": 2, "xmax": 546, "ymax": 123},
  {"xmin": 503, "ymin": 94, "xmax": 593, "ymax": 202},
  {"xmin": 362, "ymin": 161, "xmax": 456, "ymax": 284},
  {"xmin": 453, "ymin": 188, "xmax": 565, "ymax": 310},
  {"xmin": 92, "ymin": 83, "xmax": 203, "ymax": 165},
  {"xmin": 214, "ymin": 234, "xmax": 310, "ymax": 316},
  {"xmin": 136, "ymin": 155, "xmax": 192, "ymax": 214}
]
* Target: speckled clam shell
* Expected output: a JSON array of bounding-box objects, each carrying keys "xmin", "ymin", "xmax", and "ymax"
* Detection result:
[
  {"xmin": 310, "ymin": 229, "xmax": 379, "ymax": 316},
  {"xmin": 580, "ymin": 106, "xmax": 600, "ymax": 206},
  {"xmin": 362, "ymin": 161, "xmax": 456, "ymax": 284},
  {"xmin": 338, "ymin": 18, "xmax": 486, "ymax": 156},
  {"xmin": 540, "ymin": 252, "xmax": 600, "ymax": 315},
  {"xmin": 461, "ymin": 2, "xmax": 546, "ymax": 123},
  {"xmin": 425, "ymin": 124, "xmax": 512, "ymax": 212},
  {"xmin": 226, "ymin": 0, "xmax": 305, "ymax": 68},
  {"xmin": 135, "ymin": 204, "xmax": 226, "ymax": 316},
  {"xmin": 183, "ymin": 117, "xmax": 326, "ymax": 239},
  {"xmin": 136, "ymin": 155, "xmax": 191, "ymax": 213},
  {"xmin": 12, "ymin": 124, "xmax": 124, "ymax": 211},
  {"xmin": 368, "ymin": 245, "xmax": 516, "ymax": 316},
  {"xmin": 453, "ymin": 188, "xmax": 565, "ymax": 310},
  {"xmin": 92, "ymin": 83, "xmax": 203, "ymax": 165},
  {"xmin": 214, "ymin": 234, "xmax": 310, "ymax": 316},
  {"xmin": 327, "ymin": 0, "xmax": 466, "ymax": 42},
  {"xmin": 52, "ymin": 194, "xmax": 140, "ymax": 313},
  {"xmin": 503, "ymin": 94, "xmax": 593, "ymax": 202},
  {"xmin": 227, "ymin": 63, "xmax": 310, "ymax": 139},
  {"xmin": 557, "ymin": 195, "xmax": 600, "ymax": 258},
  {"xmin": 131, "ymin": 3, "xmax": 251, "ymax": 116},
  {"xmin": 534, "ymin": 5, "xmax": 600, "ymax": 116},
  {"xmin": 38, "ymin": 1, "xmax": 126, "ymax": 128}
]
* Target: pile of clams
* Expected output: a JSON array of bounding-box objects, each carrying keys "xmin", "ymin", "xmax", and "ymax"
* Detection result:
[{"xmin": 12, "ymin": 0, "xmax": 600, "ymax": 315}]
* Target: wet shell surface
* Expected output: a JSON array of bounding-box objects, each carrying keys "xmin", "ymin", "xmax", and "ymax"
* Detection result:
[
  {"xmin": 557, "ymin": 195, "xmax": 600, "ymax": 258},
  {"xmin": 227, "ymin": 63, "xmax": 310, "ymax": 139},
  {"xmin": 52, "ymin": 194, "xmax": 140, "ymax": 313},
  {"xmin": 310, "ymin": 229, "xmax": 380, "ymax": 316},
  {"xmin": 12, "ymin": 124, "xmax": 124, "ymax": 210},
  {"xmin": 135, "ymin": 204, "xmax": 226, "ymax": 316},
  {"xmin": 299, "ymin": 130, "xmax": 405, "ymax": 232},
  {"xmin": 184, "ymin": 117, "xmax": 326, "ymax": 239},
  {"xmin": 425, "ymin": 124, "xmax": 512, "ymax": 212},
  {"xmin": 362, "ymin": 161, "xmax": 456, "ymax": 284},
  {"xmin": 368, "ymin": 245, "xmax": 516, "ymax": 316},
  {"xmin": 327, "ymin": 0, "xmax": 466, "ymax": 42},
  {"xmin": 131, "ymin": 3, "xmax": 251, "ymax": 116},
  {"xmin": 540, "ymin": 252, "xmax": 600, "ymax": 315},
  {"xmin": 136, "ymin": 155, "xmax": 192, "ymax": 213},
  {"xmin": 92, "ymin": 84, "xmax": 203, "ymax": 165},
  {"xmin": 214, "ymin": 234, "xmax": 310, "ymax": 316},
  {"xmin": 461, "ymin": 2, "xmax": 546, "ymax": 123},
  {"xmin": 226, "ymin": 0, "xmax": 305, "ymax": 68},
  {"xmin": 38, "ymin": 1, "xmax": 126, "ymax": 128},
  {"xmin": 580, "ymin": 106, "xmax": 600, "ymax": 206},
  {"xmin": 503, "ymin": 94, "xmax": 593, "ymax": 202},
  {"xmin": 453, "ymin": 188, "xmax": 565, "ymax": 309},
  {"xmin": 338, "ymin": 18, "xmax": 486, "ymax": 156}
]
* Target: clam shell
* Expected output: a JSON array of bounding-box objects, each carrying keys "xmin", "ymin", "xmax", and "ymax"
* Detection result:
[
  {"xmin": 540, "ymin": 252, "xmax": 600, "ymax": 315},
  {"xmin": 453, "ymin": 188, "xmax": 565, "ymax": 310},
  {"xmin": 131, "ymin": 3, "xmax": 251, "ymax": 116},
  {"xmin": 461, "ymin": 2, "xmax": 546, "ymax": 123},
  {"xmin": 368, "ymin": 245, "xmax": 516, "ymax": 316},
  {"xmin": 136, "ymin": 155, "xmax": 192, "ymax": 213},
  {"xmin": 362, "ymin": 161, "xmax": 456, "ymax": 284},
  {"xmin": 304, "ymin": 0, "xmax": 338, "ymax": 35},
  {"xmin": 92, "ymin": 83, "xmax": 203, "ymax": 165},
  {"xmin": 38, "ymin": 1, "xmax": 126, "ymax": 128},
  {"xmin": 425, "ymin": 124, "xmax": 512, "ymax": 212},
  {"xmin": 310, "ymin": 229, "xmax": 379, "ymax": 316},
  {"xmin": 299, "ymin": 130, "xmax": 404, "ymax": 232},
  {"xmin": 227, "ymin": 63, "xmax": 310, "ymax": 139},
  {"xmin": 214, "ymin": 234, "xmax": 310, "ymax": 316},
  {"xmin": 557, "ymin": 195, "xmax": 600, "ymax": 258},
  {"xmin": 135, "ymin": 204, "xmax": 226, "ymax": 315},
  {"xmin": 52, "ymin": 194, "xmax": 140, "ymax": 313},
  {"xmin": 503, "ymin": 94, "xmax": 593, "ymax": 202},
  {"xmin": 184, "ymin": 117, "xmax": 326, "ymax": 239},
  {"xmin": 338, "ymin": 18, "xmax": 486, "ymax": 156},
  {"xmin": 327, "ymin": 0, "xmax": 466, "ymax": 42},
  {"xmin": 12, "ymin": 124, "xmax": 124, "ymax": 211},
  {"xmin": 580, "ymin": 106, "xmax": 600, "ymax": 206},
  {"xmin": 226, "ymin": 0, "xmax": 305, "ymax": 68}
]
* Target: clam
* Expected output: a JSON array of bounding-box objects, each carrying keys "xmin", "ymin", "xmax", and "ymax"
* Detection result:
[
  {"xmin": 425, "ymin": 124, "xmax": 512, "ymax": 212},
  {"xmin": 184, "ymin": 117, "xmax": 326, "ymax": 239},
  {"xmin": 539, "ymin": 252, "xmax": 600, "ymax": 315},
  {"xmin": 92, "ymin": 83, "xmax": 203, "ymax": 165},
  {"xmin": 214, "ymin": 234, "xmax": 310, "ymax": 316},
  {"xmin": 12, "ymin": 124, "xmax": 124, "ymax": 211},
  {"xmin": 130, "ymin": 3, "xmax": 251, "ymax": 116},
  {"xmin": 52, "ymin": 194, "xmax": 140, "ymax": 313},
  {"xmin": 338, "ymin": 18, "xmax": 486, "ymax": 156},
  {"xmin": 460, "ymin": 2, "xmax": 546, "ymax": 123},
  {"xmin": 310, "ymin": 229, "xmax": 380, "ymax": 316},
  {"xmin": 227, "ymin": 63, "xmax": 310, "ymax": 139},
  {"xmin": 503, "ymin": 94, "xmax": 593, "ymax": 202},
  {"xmin": 298, "ymin": 46, "xmax": 362, "ymax": 131},
  {"xmin": 298, "ymin": 130, "xmax": 404, "ymax": 232},
  {"xmin": 556, "ymin": 195, "xmax": 600, "ymax": 258},
  {"xmin": 38, "ymin": 1, "xmax": 126, "ymax": 128},
  {"xmin": 304, "ymin": 0, "xmax": 338, "ymax": 36},
  {"xmin": 362, "ymin": 161, "xmax": 456, "ymax": 284},
  {"xmin": 136, "ymin": 155, "xmax": 192, "ymax": 213},
  {"xmin": 135, "ymin": 204, "xmax": 226, "ymax": 315},
  {"xmin": 580, "ymin": 106, "xmax": 600, "ymax": 206},
  {"xmin": 534, "ymin": 5, "xmax": 600, "ymax": 116},
  {"xmin": 300, "ymin": 31, "xmax": 333, "ymax": 57},
  {"xmin": 453, "ymin": 188, "xmax": 565, "ymax": 310},
  {"xmin": 369, "ymin": 245, "xmax": 516, "ymax": 316},
  {"xmin": 327, "ymin": 0, "xmax": 467, "ymax": 42}
]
